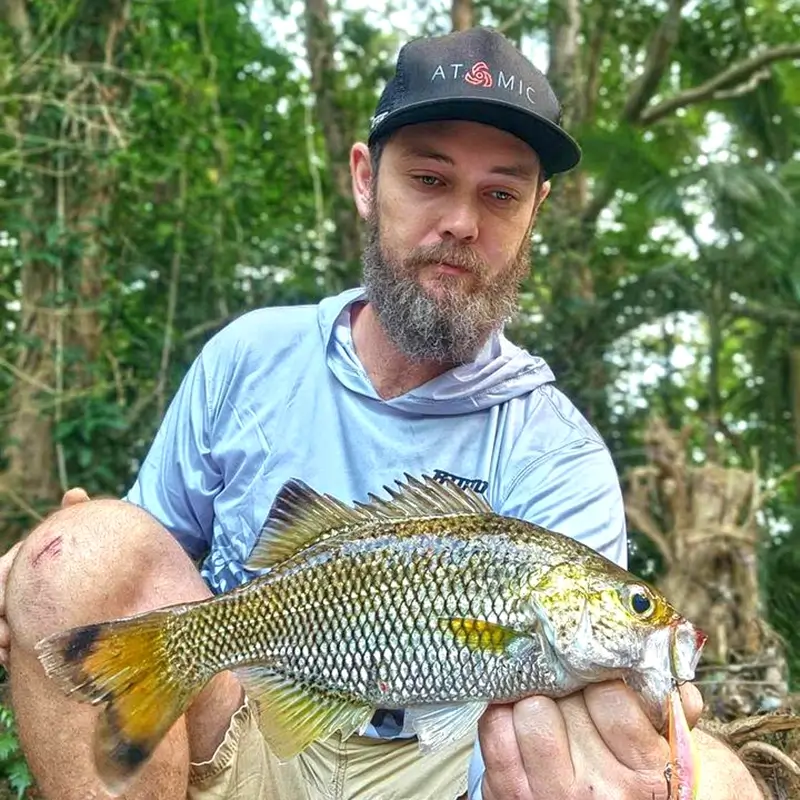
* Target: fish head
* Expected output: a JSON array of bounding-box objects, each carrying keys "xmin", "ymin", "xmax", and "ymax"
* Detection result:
[{"xmin": 529, "ymin": 562, "xmax": 706, "ymax": 729}]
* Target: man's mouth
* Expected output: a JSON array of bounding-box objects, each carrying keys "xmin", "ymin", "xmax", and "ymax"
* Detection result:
[{"xmin": 429, "ymin": 262, "xmax": 471, "ymax": 276}]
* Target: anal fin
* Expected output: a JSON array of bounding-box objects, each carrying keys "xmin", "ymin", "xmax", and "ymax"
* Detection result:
[
  {"xmin": 404, "ymin": 701, "xmax": 488, "ymax": 754},
  {"xmin": 235, "ymin": 666, "xmax": 374, "ymax": 761}
]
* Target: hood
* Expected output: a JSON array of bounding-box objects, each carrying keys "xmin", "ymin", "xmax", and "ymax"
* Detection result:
[{"xmin": 317, "ymin": 287, "xmax": 555, "ymax": 415}]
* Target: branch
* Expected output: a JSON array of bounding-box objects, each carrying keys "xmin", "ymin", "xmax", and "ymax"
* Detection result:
[
  {"xmin": 640, "ymin": 44, "xmax": 800, "ymax": 125},
  {"xmin": 156, "ymin": 162, "xmax": 187, "ymax": 419},
  {"xmin": 713, "ymin": 69, "xmax": 771, "ymax": 100},
  {"xmin": 731, "ymin": 299, "xmax": 800, "ymax": 328},
  {"xmin": 758, "ymin": 464, "xmax": 800, "ymax": 507},
  {"xmin": 547, "ymin": 0, "xmax": 581, "ymax": 116},
  {"xmin": 580, "ymin": 0, "xmax": 686, "ymax": 228},
  {"xmin": 580, "ymin": 181, "xmax": 617, "ymax": 230},
  {"xmin": 496, "ymin": 6, "xmax": 525, "ymax": 35},
  {"xmin": 582, "ymin": 3, "xmax": 610, "ymax": 123},
  {"xmin": 738, "ymin": 741, "xmax": 800, "ymax": 779},
  {"xmin": 621, "ymin": 0, "xmax": 687, "ymax": 123},
  {"xmin": 624, "ymin": 504, "xmax": 674, "ymax": 567},
  {"xmin": 0, "ymin": 481, "xmax": 44, "ymax": 523},
  {"xmin": 0, "ymin": 354, "xmax": 54, "ymax": 393},
  {"xmin": 580, "ymin": 13, "xmax": 799, "ymax": 229},
  {"xmin": 181, "ymin": 313, "xmax": 240, "ymax": 343}
]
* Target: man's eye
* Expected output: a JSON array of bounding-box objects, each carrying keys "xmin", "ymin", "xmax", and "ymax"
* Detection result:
[
  {"xmin": 416, "ymin": 175, "xmax": 440, "ymax": 186},
  {"xmin": 491, "ymin": 190, "xmax": 514, "ymax": 202}
]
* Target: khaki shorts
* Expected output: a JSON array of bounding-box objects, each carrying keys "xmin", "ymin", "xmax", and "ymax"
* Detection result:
[{"xmin": 188, "ymin": 699, "xmax": 474, "ymax": 800}]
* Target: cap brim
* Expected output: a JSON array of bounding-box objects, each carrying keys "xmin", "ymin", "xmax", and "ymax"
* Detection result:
[{"xmin": 368, "ymin": 97, "xmax": 581, "ymax": 177}]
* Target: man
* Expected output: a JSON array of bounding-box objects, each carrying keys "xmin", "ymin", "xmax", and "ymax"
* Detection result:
[{"xmin": 0, "ymin": 26, "xmax": 761, "ymax": 800}]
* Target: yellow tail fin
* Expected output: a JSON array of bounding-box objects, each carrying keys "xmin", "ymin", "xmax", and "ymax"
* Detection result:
[{"xmin": 36, "ymin": 610, "xmax": 202, "ymax": 796}]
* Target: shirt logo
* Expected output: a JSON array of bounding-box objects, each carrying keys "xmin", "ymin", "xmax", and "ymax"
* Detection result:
[
  {"xmin": 432, "ymin": 469, "xmax": 488, "ymax": 495},
  {"xmin": 464, "ymin": 61, "xmax": 493, "ymax": 88}
]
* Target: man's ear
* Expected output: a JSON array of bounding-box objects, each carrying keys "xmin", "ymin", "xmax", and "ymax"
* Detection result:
[
  {"xmin": 535, "ymin": 179, "xmax": 551, "ymax": 212},
  {"xmin": 350, "ymin": 142, "xmax": 374, "ymax": 220}
]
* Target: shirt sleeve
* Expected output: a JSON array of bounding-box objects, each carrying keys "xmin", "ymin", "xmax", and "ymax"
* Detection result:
[
  {"xmin": 498, "ymin": 436, "xmax": 628, "ymax": 568},
  {"xmin": 467, "ymin": 437, "xmax": 629, "ymax": 798},
  {"xmin": 124, "ymin": 350, "xmax": 222, "ymax": 561}
]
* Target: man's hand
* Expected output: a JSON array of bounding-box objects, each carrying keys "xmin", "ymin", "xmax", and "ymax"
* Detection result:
[
  {"xmin": 0, "ymin": 541, "xmax": 23, "ymax": 667},
  {"xmin": 479, "ymin": 680, "xmax": 702, "ymax": 800},
  {"xmin": 0, "ymin": 487, "xmax": 91, "ymax": 667}
]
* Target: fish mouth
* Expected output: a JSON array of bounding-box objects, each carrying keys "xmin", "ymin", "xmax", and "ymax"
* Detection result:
[{"xmin": 669, "ymin": 619, "xmax": 707, "ymax": 684}]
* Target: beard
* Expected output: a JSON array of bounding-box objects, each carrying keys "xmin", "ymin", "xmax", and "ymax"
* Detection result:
[{"xmin": 361, "ymin": 206, "xmax": 533, "ymax": 366}]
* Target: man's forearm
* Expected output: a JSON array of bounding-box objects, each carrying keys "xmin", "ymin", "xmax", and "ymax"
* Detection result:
[{"xmin": 695, "ymin": 729, "xmax": 763, "ymax": 800}]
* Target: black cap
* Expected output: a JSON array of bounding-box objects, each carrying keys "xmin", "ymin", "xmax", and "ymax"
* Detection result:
[{"xmin": 368, "ymin": 28, "xmax": 581, "ymax": 177}]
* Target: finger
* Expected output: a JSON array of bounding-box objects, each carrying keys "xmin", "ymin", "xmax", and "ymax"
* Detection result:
[
  {"xmin": 478, "ymin": 704, "xmax": 531, "ymax": 800},
  {"xmin": 0, "ymin": 541, "xmax": 22, "ymax": 569},
  {"xmin": 0, "ymin": 542, "xmax": 23, "ymax": 616},
  {"xmin": 679, "ymin": 682, "xmax": 704, "ymax": 728},
  {"xmin": 583, "ymin": 680, "xmax": 670, "ymax": 773},
  {"xmin": 512, "ymin": 695, "xmax": 575, "ymax": 798},
  {"xmin": 61, "ymin": 487, "xmax": 90, "ymax": 508},
  {"xmin": 0, "ymin": 648, "xmax": 7, "ymax": 669}
]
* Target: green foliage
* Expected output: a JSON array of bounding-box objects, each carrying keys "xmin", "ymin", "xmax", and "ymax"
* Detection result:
[{"xmin": 0, "ymin": 702, "xmax": 32, "ymax": 800}]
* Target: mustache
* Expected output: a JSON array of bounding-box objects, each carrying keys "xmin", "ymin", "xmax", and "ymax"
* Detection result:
[{"xmin": 404, "ymin": 243, "xmax": 489, "ymax": 276}]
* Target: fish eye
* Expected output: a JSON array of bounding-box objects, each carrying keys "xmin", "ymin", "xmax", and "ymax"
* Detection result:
[
  {"xmin": 631, "ymin": 592, "xmax": 652, "ymax": 615},
  {"xmin": 622, "ymin": 585, "xmax": 655, "ymax": 618}
]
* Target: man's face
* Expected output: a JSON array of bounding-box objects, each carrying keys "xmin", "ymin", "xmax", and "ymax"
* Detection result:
[{"xmin": 356, "ymin": 120, "xmax": 549, "ymax": 365}]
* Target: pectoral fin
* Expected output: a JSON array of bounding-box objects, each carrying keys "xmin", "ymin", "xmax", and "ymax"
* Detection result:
[
  {"xmin": 439, "ymin": 617, "xmax": 535, "ymax": 658},
  {"xmin": 235, "ymin": 666, "xmax": 374, "ymax": 761},
  {"xmin": 404, "ymin": 701, "xmax": 488, "ymax": 754}
]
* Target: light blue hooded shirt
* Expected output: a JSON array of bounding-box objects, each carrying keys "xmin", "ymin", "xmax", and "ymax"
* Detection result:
[{"xmin": 125, "ymin": 286, "xmax": 628, "ymax": 799}]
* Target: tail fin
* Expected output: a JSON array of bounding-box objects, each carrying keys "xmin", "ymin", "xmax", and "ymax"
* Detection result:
[{"xmin": 36, "ymin": 609, "xmax": 203, "ymax": 796}]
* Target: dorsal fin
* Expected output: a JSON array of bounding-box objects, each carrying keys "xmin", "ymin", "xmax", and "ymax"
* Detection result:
[
  {"xmin": 355, "ymin": 473, "xmax": 491, "ymax": 518},
  {"xmin": 246, "ymin": 480, "xmax": 371, "ymax": 570},
  {"xmin": 246, "ymin": 474, "xmax": 493, "ymax": 571}
]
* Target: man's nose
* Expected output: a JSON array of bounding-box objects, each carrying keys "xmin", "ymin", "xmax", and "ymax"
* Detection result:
[{"xmin": 436, "ymin": 198, "xmax": 479, "ymax": 243}]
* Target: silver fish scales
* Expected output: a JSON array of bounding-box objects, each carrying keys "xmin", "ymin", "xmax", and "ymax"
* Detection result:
[{"xmin": 183, "ymin": 515, "xmax": 579, "ymax": 708}]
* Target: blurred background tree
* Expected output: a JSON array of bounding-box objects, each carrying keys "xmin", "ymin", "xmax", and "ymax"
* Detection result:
[{"xmin": 1, "ymin": 0, "xmax": 799, "ymax": 796}]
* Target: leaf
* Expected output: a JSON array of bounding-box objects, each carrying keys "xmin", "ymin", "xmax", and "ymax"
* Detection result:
[
  {"xmin": 0, "ymin": 733, "xmax": 19, "ymax": 761},
  {"xmin": 7, "ymin": 760, "xmax": 33, "ymax": 799}
]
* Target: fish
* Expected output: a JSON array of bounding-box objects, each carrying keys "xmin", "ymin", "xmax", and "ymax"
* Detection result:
[{"xmin": 35, "ymin": 474, "xmax": 707, "ymax": 797}]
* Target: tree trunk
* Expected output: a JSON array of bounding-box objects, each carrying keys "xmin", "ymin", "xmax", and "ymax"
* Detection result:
[
  {"xmin": 304, "ymin": 0, "xmax": 363, "ymax": 281},
  {"xmin": 1, "ymin": 0, "xmax": 60, "ymax": 523},
  {"xmin": 451, "ymin": 0, "xmax": 473, "ymax": 31},
  {"xmin": 0, "ymin": 0, "xmax": 130, "ymax": 543}
]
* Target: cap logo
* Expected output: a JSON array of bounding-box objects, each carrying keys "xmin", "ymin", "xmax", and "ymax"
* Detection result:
[
  {"xmin": 430, "ymin": 64, "xmax": 538, "ymax": 106},
  {"xmin": 464, "ymin": 61, "xmax": 493, "ymax": 88}
]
